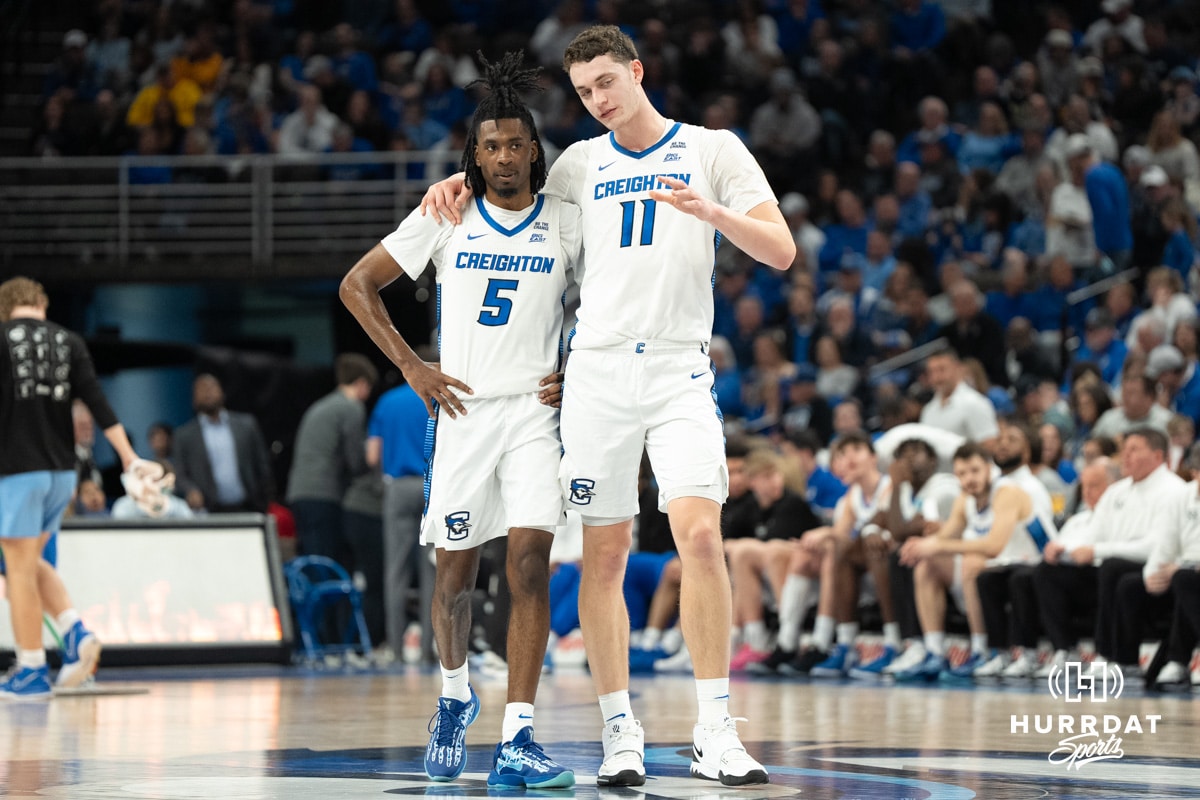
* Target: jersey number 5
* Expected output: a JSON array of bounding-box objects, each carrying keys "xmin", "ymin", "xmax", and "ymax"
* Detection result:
[
  {"xmin": 478, "ymin": 278, "xmax": 519, "ymax": 327},
  {"xmin": 619, "ymin": 199, "xmax": 657, "ymax": 247}
]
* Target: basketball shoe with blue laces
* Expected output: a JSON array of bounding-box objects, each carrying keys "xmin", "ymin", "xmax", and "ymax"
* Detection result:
[
  {"xmin": 890, "ymin": 651, "xmax": 947, "ymax": 682},
  {"xmin": 57, "ymin": 621, "xmax": 102, "ymax": 688},
  {"xmin": 849, "ymin": 645, "xmax": 897, "ymax": 680},
  {"xmin": 0, "ymin": 665, "xmax": 52, "ymax": 700},
  {"xmin": 940, "ymin": 651, "xmax": 989, "ymax": 683},
  {"xmin": 809, "ymin": 643, "xmax": 857, "ymax": 678},
  {"xmin": 425, "ymin": 687, "xmax": 480, "ymax": 781},
  {"xmin": 487, "ymin": 726, "xmax": 575, "ymax": 788}
]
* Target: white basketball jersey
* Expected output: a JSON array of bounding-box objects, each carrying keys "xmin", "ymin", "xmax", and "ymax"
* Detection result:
[
  {"xmin": 836, "ymin": 475, "xmax": 892, "ymax": 536},
  {"xmin": 964, "ymin": 466, "xmax": 1057, "ymax": 564},
  {"xmin": 543, "ymin": 121, "xmax": 777, "ymax": 349},
  {"xmin": 381, "ymin": 194, "xmax": 581, "ymax": 398}
]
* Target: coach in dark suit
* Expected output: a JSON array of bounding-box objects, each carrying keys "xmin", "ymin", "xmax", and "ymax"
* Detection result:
[{"xmin": 173, "ymin": 374, "xmax": 273, "ymax": 513}]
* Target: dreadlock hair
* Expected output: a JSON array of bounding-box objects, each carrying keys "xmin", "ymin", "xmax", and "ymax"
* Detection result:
[{"xmin": 461, "ymin": 51, "xmax": 547, "ymax": 197}]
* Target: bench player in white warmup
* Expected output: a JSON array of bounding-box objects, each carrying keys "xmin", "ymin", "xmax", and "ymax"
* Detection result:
[
  {"xmin": 340, "ymin": 53, "xmax": 579, "ymax": 789},
  {"xmin": 424, "ymin": 25, "xmax": 794, "ymax": 787}
]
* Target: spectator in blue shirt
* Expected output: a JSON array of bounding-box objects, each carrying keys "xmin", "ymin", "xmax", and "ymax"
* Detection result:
[
  {"xmin": 890, "ymin": 0, "xmax": 945, "ymax": 54},
  {"xmin": 710, "ymin": 336, "xmax": 746, "ymax": 420},
  {"xmin": 769, "ymin": 0, "xmax": 825, "ymax": 59},
  {"xmin": 378, "ymin": 0, "xmax": 434, "ymax": 54},
  {"xmin": 857, "ymin": 230, "xmax": 899, "ymax": 293},
  {"xmin": 894, "ymin": 162, "xmax": 933, "ymax": 240},
  {"xmin": 1159, "ymin": 198, "xmax": 1199, "ymax": 283},
  {"xmin": 324, "ymin": 124, "xmax": 381, "ymax": 180},
  {"xmin": 1149, "ymin": 345, "xmax": 1200, "ymax": 425},
  {"xmin": 781, "ymin": 429, "xmax": 847, "ymax": 521},
  {"xmin": 785, "ymin": 282, "xmax": 820, "ymax": 365},
  {"xmin": 1029, "ymin": 254, "xmax": 1091, "ymax": 334},
  {"xmin": 1070, "ymin": 135, "xmax": 1133, "ymax": 271},
  {"xmin": 367, "ymin": 380, "xmax": 436, "ymax": 658},
  {"xmin": 1075, "ymin": 307, "xmax": 1128, "ymax": 386},
  {"xmin": 421, "ymin": 60, "xmax": 474, "ymax": 130},
  {"xmin": 897, "ymin": 96, "xmax": 961, "ymax": 164},
  {"xmin": 986, "ymin": 250, "xmax": 1033, "ymax": 329},
  {"xmin": 957, "ymin": 102, "xmax": 1021, "ymax": 175},
  {"xmin": 332, "ymin": 23, "xmax": 379, "ymax": 93},
  {"xmin": 818, "ymin": 189, "xmax": 870, "ymax": 277}
]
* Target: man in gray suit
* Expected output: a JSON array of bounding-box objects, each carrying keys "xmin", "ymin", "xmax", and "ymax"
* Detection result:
[{"xmin": 173, "ymin": 374, "xmax": 274, "ymax": 513}]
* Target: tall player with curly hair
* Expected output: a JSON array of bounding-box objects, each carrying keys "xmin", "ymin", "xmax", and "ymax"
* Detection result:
[{"xmin": 340, "ymin": 51, "xmax": 580, "ymax": 789}]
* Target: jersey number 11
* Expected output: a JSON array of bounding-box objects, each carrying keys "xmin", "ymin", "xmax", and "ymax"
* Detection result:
[{"xmin": 619, "ymin": 199, "xmax": 657, "ymax": 248}]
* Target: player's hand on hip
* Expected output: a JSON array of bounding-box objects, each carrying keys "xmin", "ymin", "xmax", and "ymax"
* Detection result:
[
  {"xmin": 649, "ymin": 176, "xmax": 717, "ymax": 224},
  {"xmin": 537, "ymin": 371, "xmax": 565, "ymax": 408},
  {"xmin": 419, "ymin": 172, "xmax": 471, "ymax": 225},
  {"xmin": 405, "ymin": 361, "xmax": 473, "ymax": 418}
]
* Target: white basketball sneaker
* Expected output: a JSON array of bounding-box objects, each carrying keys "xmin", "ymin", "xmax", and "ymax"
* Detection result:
[
  {"xmin": 691, "ymin": 715, "xmax": 769, "ymax": 786},
  {"xmin": 1034, "ymin": 649, "xmax": 1069, "ymax": 680},
  {"xmin": 598, "ymin": 718, "xmax": 645, "ymax": 786}
]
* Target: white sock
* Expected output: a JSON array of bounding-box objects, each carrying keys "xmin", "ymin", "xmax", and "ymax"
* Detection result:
[
  {"xmin": 971, "ymin": 634, "xmax": 989, "ymax": 656},
  {"xmin": 883, "ymin": 622, "xmax": 902, "ymax": 649},
  {"xmin": 18, "ymin": 649, "xmax": 46, "ymax": 669},
  {"xmin": 57, "ymin": 609, "xmax": 81, "ymax": 632},
  {"xmin": 924, "ymin": 631, "xmax": 946, "ymax": 656},
  {"xmin": 502, "ymin": 702, "xmax": 534, "ymax": 743},
  {"xmin": 730, "ymin": 625, "xmax": 743, "ymax": 650},
  {"xmin": 641, "ymin": 627, "xmax": 663, "ymax": 651},
  {"xmin": 662, "ymin": 627, "xmax": 684, "ymax": 654},
  {"xmin": 813, "ymin": 615, "xmax": 836, "ymax": 651},
  {"xmin": 440, "ymin": 661, "xmax": 470, "ymax": 702},
  {"xmin": 836, "ymin": 622, "xmax": 859, "ymax": 646},
  {"xmin": 776, "ymin": 575, "xmax": 811, "ymax": 652},
  {"xmin": 744, "ymin": 620, "xmax": 769, "ymax": 652},
  {"xmin": 599, "ymin": 689, "xmax": 634, "ymax": 726},
  {"xmin": 695, "ymin": 677, "xmax": 730, "ymax": 725}
]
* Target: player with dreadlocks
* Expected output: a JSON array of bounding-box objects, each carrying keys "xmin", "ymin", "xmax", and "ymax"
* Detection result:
[{"xmin": 340, "ymin": 50, "xmax": 581, "ymax": 789}]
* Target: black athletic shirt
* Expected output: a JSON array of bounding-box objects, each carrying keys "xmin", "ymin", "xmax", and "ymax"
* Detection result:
[
  {"xmin": 726, "ymin": 488, "xmax": 823, "ymax": 542},
  {"xmin": 1, "ymin": 316, "xmax": 118, "ymax": 476}
]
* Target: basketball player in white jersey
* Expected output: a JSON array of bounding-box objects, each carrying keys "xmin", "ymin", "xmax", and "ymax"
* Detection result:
[
  {"xmin": 896, "ymin": 434, "xmax": 1057, "ymax": 682},
  {"xmin": 859, "ymin": 437, "xmax": 961, "ymax": 680},
  {"xmin": 340, "ymin": 53, "xmax": 578, "ymax": 790},
  {"xmin": 784, "ymin": 433, "xmax": 893, "ymax": 677},
  {"xmin": 421, "ymin": 25, "xmax": 793, "ymax": 787}
]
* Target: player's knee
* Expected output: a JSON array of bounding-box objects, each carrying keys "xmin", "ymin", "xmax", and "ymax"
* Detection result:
[
  {"xmin": 662, "ymin": 556, "xmax": 682, "ymax": 583},
  {"xmin": 961, "ymin": 556, "xmax": 986, "ymax": 583},
  {"xmin": 508, "ymin": 547, "xmax": 550, "ymax": 597},
  {"xmin": 675, "ymin": 523, "xmax": 723, "ymax": 564},
  {"xmin": 584, "ymin": 543, "xmax": 630, "ymax": 584}
]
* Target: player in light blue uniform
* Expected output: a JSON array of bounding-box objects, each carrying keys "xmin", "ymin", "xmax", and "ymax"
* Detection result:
[{"xmin": 340, "ymin": 53, "xmax": 579, "ymax": 790}]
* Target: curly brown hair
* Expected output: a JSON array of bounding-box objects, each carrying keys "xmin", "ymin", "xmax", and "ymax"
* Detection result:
[
  {"xmin": 562, "ymin": 25, "xmax": 639, "ymax": 72},
  {"xmin": 0, "ymin": 276, "xmax": 49, "ymax": 322}
]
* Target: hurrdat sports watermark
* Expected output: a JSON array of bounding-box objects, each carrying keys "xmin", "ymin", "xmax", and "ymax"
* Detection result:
[{"xmin": 1009, "ymin": 662, "xmax": 1163, "ymax": 770}]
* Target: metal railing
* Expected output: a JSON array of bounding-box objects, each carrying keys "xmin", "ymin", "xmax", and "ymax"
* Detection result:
[{"xmin": 0, "ymin": 151, "xmax": 459, "ymax": 280}]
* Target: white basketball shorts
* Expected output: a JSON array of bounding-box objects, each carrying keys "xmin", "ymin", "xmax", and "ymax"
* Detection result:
[
  {"xmin": 559, "ymin": 341, "xmax": 728, "ymax": 521},
  {"xmin": 422, "ymin": 392, "xmax": 564, "ymax": 551}
]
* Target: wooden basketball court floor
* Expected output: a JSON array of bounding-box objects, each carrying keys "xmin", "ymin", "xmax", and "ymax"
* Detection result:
[{"xmin": 2, "ymin": 663, "xmax": 1197, "ymax": 799}]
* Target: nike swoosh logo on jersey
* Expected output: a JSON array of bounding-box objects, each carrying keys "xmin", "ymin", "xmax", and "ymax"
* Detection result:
[
  {"xmin": 690, "ymin": 370, "xmax": 707, "ymax": 379},
  {"xmin": 466, "ymin": 233, "xmax": 487, "ymax": 240},
  {"xmin": 599, "ymin": 161, "xmax": 616, "ymax": 171}
]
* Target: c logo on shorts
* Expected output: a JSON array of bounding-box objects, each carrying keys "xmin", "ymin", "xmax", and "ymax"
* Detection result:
[
  {"xmin": 568, "ymin": 478, "xmax": 596, "ymax": 505},
  {"xmin": 445, "ymin": 511, "xmax": 472, "ymax": 540}
]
